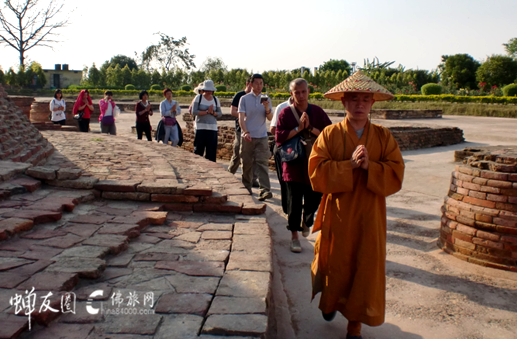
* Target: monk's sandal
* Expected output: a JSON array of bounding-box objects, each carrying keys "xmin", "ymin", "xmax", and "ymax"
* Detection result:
[
  {"xmin": 322, "ymin": 311, "xmax": 337, "ymax": 322},
  {"xmin": 290, "ymin": 239, "xmax": 302, "ymax": 253}
]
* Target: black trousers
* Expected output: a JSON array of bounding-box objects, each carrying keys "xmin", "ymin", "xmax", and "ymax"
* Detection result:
[
  {"xmin": 194, "ymin": 129, "xmax": 218, "ymax": 162},
  {"xmin": 273, "ymin": 144, "xmax": 288, "ymax": 214},
  {"xmin": 78, "ymin": 118, "xmax": 90, "ymax": 133},
  {"xmin": 286, "ymin": 181, "xmax": 323, "ymax": 232},
  {"xmin": 136, "ymin": 122, "xmax": 152, "ymax": 141},
  {"xmin": 52, "ymin": 119, "xmax": 66, "ymax": 125}
]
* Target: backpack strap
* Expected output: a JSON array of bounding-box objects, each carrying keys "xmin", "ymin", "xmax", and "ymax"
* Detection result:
[{"xmin": 289, "ymin": 104, "xmax": 301, "ymax": 123}]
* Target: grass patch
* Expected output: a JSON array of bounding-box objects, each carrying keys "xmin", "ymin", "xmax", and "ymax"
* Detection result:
[{"xmin": 91, "ymin": 137, "xmax": 104, "ymax": 142}]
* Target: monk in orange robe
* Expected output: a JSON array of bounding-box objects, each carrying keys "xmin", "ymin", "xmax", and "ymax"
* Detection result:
[{"xmin": 309, "ymin": 71, "xmax": 405, "ymax": 339}]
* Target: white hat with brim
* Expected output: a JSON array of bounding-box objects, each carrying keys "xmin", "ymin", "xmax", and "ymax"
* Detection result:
[
  {"xmin": 324, "ymin": 70, "xmax": 394, "ymax": 101},
  {"xmin": 200, "ymin": 80, "xmax": 217, "ymax": 92}
]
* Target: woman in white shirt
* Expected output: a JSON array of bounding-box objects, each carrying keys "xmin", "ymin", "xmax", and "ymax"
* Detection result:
[{"xmin": 49, "ymin": 89, "xmax": 66, "ymax": 125}]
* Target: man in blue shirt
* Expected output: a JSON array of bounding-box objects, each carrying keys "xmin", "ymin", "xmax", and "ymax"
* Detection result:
[{"xmin": 238, "ymin": 74, "xmax": 273, "ymax": 201}]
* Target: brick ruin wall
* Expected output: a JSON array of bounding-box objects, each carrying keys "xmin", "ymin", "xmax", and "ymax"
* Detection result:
[
  {"xmin": 439, "ymin": 148, "xmax": 517, "ymax": 272},
  {"xmin": 0, "ymin": 86, "xmax": 54, "ymax": 164},
  {"xmin": 180, "ymin": 123, "xmax": 464, "ymax": 164}
]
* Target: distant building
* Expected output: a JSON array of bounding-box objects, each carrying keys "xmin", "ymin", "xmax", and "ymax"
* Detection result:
[{"xmin": 43, "ymin": 64, "xmax": 82, "ymax": 89}]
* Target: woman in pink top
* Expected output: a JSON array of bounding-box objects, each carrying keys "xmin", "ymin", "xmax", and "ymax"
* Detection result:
[{"xmin": 99, "ymin": 90, "xmax": 117, "ymax": 135}]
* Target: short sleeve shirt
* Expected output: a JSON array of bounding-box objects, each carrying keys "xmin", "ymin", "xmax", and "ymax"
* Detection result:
[
  {"xmin": 238, "ymin": 92, "xmax": 273, "ymax": 139},
  {"xmin": 231, "ymin": 90, "xmax": 247, "ymax": 132}
]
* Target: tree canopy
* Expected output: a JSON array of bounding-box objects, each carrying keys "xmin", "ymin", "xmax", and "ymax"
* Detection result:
[
  {"xmin": 440, "ymin": 54, "xmax": 480, "ymax": 89},
  {"xmin": 138, "ymin": 32, "xmax": 196, "ymax": 72},
  {"xmin": 476, "ymin": 55, "xmax": 517, "ymax": 90},
  {"xmin": 503, "ymin": 38, "xmax": 517, "ymax": 59},
  {"xmin": 318, "ymin": 59, "xmax": 351, "ymax": 74}
]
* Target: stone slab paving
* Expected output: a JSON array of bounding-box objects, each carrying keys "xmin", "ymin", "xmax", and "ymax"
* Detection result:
[{"xmin": 0, "ymin": 193, "xmax": 272, "ymax": 338}]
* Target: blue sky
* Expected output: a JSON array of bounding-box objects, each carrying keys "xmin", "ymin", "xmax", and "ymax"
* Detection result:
[{"xmin": 0, "ymin": 0, "xmax": 515, "ymax": 73}]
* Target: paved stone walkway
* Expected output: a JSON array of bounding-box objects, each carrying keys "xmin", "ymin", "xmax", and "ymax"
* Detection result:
[{"xmin": 0, "ymin": 131, "xmax": 271, "ymax": 338}]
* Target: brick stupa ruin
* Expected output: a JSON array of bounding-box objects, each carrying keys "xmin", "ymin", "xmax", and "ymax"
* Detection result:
[{"xmin": 439, "ymin": 147, "xmax": 517, "ymax": 272}]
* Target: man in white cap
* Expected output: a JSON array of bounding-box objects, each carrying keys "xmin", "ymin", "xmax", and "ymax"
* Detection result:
[{"xmin": 308, "ymin": 71, "xmax": 405, "ymax": 339}]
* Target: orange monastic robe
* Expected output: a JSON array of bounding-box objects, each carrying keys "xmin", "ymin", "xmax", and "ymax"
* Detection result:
[{"xmin": 309, "ymin": 118, "xmax": 404, "ymax": 326}]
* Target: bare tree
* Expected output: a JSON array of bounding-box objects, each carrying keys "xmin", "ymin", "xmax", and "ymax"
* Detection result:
[{"xmin": 0, "ymin": 0, "xmax": 70, "ymax": 66}]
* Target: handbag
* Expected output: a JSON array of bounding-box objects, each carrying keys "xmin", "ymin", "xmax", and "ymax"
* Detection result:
[
  {"xmin": 279, "ymin": 105, "xmax": 307, "ymax": 163},
  {"xmin": 73, "ymin": 111, "xmax": 84, "ymax": 121},
  {"xmin": 163, "ymin": 116, "xmax": 177, "ymax": 126}
]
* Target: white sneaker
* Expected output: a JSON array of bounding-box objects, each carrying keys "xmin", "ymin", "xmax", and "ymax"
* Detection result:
[{"xmin": 290, "ymin": 239, "xmax": 302, "ymax": 253}]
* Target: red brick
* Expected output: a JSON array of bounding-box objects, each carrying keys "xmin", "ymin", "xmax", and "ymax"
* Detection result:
[
  {"xmin": 501, "ymin": 236, "xmax": 517, "ymax": 244},
  {"xmin": 2, "ymin": 209, "xmax": 62, "ymax": 224},
  {"xmin": 454, "ymin": 238, "xmax": 476, "ymax": 250},
  {"xmin": 441, "ymin": 225, "xmax": 453, "ymax": 234},
  {"xmin": 162, "ymin": 203, "xmax": 194, "ymax": 212},
  {"xmin": 457, "ymin": 224, "xmax": 477, "ymax": 236},
  {"xmin": 496, "ymin": 226, "xmax": 517, "ymax": 235},
  {"xmin": 9, "ymin": 177, "xmax": 41, "ymax": 193},
  {"xmin": 463, "ymin": 196, "xmax": 496, "ymax": 209},
  {"xmin": 487, "ymin": 194, "xmax": 507, "ymax": 203},
  {"xmin": 493, "ymin": 217, "xmax": 517, "ymax": 228},
  {"xmin": 456, "ymin": 187, "xmax": 469, "ymax": 196},
  {"xmin": 458, "ymin": 166, "xmax": 474, "ymax": 175},
  {"xmin": 449, "ymin": 221, "xmax": 458, "ymax": 229},
  {"xmin": 495, "ymin": 202, "xmax": 517, "ymax": 213},
  {"xmin": 472, "ymin": 177, "xmax": 488, "ymax": 185},
  {"xmin": 499, "ymin": 210, "xmax": 517, "ymax": 221},
  {"xmin": 476, "ymin": 230, "xmax": 501, "ymax": 241},
  {"xmin": 474, "ymin": 221, "xmax": 497, "ymax": 232},
  {"xmin": 462, "ymin": 182, "xmax": 482, "ymax": 191},
  {"xmin": 469, "ymin": 251, "xmax": 505, "ymax": 264},
  {"xmin": 510, "ymin": 197, "xmax": 517, "ymax": 204},
  {"xmin": 17, "ymin": 272, "xmax": 79, "ymax": 291},
  {"xmin": 512, "ymin": 252, "xmax": 517, "ymax": 259},
  {"xmin": 487, "ymin": 180, "xmax": 513, "ymax": 188},
  {"xmin": 242, "ymin": 203, "xmax": 267, "ymax": 215},
  {"xmin": 475, "ymin": 213, "xmax": 493, "ymax": 223},
  {"xmin": 483, "ymin": 208, "xmax": 501, "ymax": 216},
  {"xmin": 183, "ymin": 186, "xmax": 213, "ymax": 196},
  {"xmin": 457, "ymin": 173, "xmax": 475, "ymax": 182},
  {"xmin": 94, "ymin": 179, "xmax": 141, "ymax": 192},
  {"xmin": 481, "ymin": 185, "xmax": 501, "ymax": 194},
  {"xmin": 151, "ymin": 194, "xmax": 199, "ymax": 203},
  {"xmin": 445, "ymin": 211, "xmax": 457, "ymax": 221},
  {"xmin": 450, "ymin": 184, "xmax": 457, "ymax": 192},
  {"xmin": 469, "ymin": 191, "xmax": 487, "ymax": 200},
  {"xmin": 500, "ymin": 188, "xmax": 517, "ymax": 197},
  {"xmin": 457, "ymin": 216, "xmax": 475, "ymax": 227},
  {"xmin": 473, "ymin": 237, "xmax": 504, "ymax": 250},
  {"xmin": 508, "ymin": 173, "xmax": 517, "ymax": 182},
  {"xmin": 446, "ymin": 205, "xmax": 460, "ymax": 214},
  {"xmin": 452, "ymin": 230, "xmax": 473, "ymax": 243},
  {"xmin": 481, "ymin": 171, "xmax": 508, "ymax": 181},
  {"xmin": 0, "ymin": 217, "xmax": 34, "ymax": 235}
]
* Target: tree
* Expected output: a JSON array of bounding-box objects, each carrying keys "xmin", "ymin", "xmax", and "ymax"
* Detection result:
[
  {"xmin": 139, "ymin": 32, "xmax": 195, "ymax": 72},
  {"xmin": 503, "ymin": 38, "xmax": 517, "ymax": 59},
  {"xmin": 439, "ymin": 54, "xmax": 480, "ymax": 89},
  {"xmin": 0, "ymin": 67, "xmax": 4, "ymax": 84},
  {"xmin": 476, "ymin": 55, "xmax": 517, "ymax": 89},
  {"xmin": 200, "ymin": 57, "xmax": 227, "ymax": 73},
  {"xmin": 319, "ymin": 59, "xmax": 351, "ymax": 75},
  {"xmin": 121, "ymin": 65, "xmax": 132, "ymax": 86},
  {"xmin": 106, "ymin": 55, "xmax": 138, "ymax": 71},
  {"xmin": 0, "ymin": 0, "xmax": 70, "ymax": 67},
  {"xmin": 87, "ymin": 63, "xmax": 102, "ymax": 87}
]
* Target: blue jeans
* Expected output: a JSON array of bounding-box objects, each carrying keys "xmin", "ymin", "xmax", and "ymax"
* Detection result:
[{"xmin": 164, "ymin": 124, "xmax": 179, "ymax": 146}]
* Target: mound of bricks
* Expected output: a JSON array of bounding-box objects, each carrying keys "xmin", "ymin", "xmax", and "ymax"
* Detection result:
[
  {"xmin": 439, "ymin": 148, "xmax": 517, "ymax": 271},
  {"xmin": 0, "ymin": 85, "xmax": 55, "ymax": 167},
  {"xmin": 8, "ymin": 96, "xmax": 35, "ymax": 120}
]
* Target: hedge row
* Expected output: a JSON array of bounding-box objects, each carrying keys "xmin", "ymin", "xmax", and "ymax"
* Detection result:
[{"xmin": 6, "ymin": 87, "xmax": 517, "ymax": 104}]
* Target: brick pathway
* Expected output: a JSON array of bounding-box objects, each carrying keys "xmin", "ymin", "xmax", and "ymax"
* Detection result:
[{"xmin": 0, "ymin": 131, "xmax": 271, "ymax": 338}]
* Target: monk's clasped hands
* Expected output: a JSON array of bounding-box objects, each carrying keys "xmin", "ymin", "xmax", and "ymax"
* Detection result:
[{"xmin": 351, "ymin": 145, "xmax": 369, "ymax": 170}]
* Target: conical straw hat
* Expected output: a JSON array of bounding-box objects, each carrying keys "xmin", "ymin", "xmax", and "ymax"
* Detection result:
[{"xmin": 324, "ymin": 70, "xmax": 394, "ymax": 101}]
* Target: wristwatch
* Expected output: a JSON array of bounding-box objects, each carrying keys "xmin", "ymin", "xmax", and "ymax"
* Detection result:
[{"xmin": 294, "ymin": 127, "xmax": 299, "ymax": 132}]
